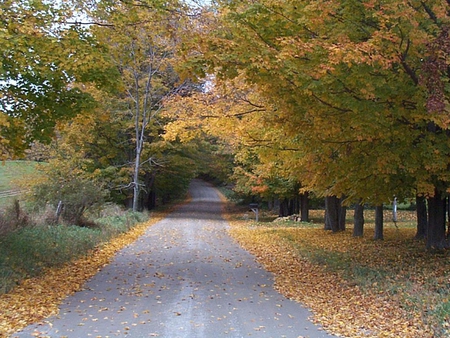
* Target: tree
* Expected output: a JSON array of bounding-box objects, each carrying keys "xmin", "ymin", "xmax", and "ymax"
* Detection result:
[
  {"xmin": 88, "ymin": 0, "xmax": 193, "ymax": 211},
  {"xmin": 324, "ymin": 196, "xmax": 346, "ymax": 232},
  {"xmin": 0, "ymin": 0, "xmax": 119, "ymax": 159},
  {"xmin": 415, "ymin": 195, "xmax": 428, "ymax": 240},
  {"xmin": 186, "ymin": 0, "xmax": 450, "ymax": 247},
  {"xmin": 374, "ymin": 205, "xmax": 384, "ymax": 241},
  {"xmin": 353, "ymin": 201, "xmax": 365, "ymax": 238}
]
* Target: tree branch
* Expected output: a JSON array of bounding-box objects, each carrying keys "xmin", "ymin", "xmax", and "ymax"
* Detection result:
[
  {"xmin": 399, "ymin": 38, "xmax": 419, "ymax": 85},
  {"xmin": 312, "ymin": 93, "xmax": 352, "ymax": 113},
  {"xmin": 420, "ymin": 1, "xmax": 439, "ymax": 24}
]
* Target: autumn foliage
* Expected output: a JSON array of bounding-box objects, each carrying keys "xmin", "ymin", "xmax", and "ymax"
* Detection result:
[{"xmin": 227, "ymin": 208, "xmax": 449, "ymax": 337}]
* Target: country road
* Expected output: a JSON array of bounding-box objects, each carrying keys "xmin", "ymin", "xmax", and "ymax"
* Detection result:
[{"xmin": 13, "ymin": 180, "xmax": 336, "ymax": 338}]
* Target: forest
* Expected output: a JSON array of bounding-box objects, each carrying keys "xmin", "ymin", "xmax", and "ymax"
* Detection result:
[{"xmin": 1, "ymin": 0, "xmax": 450, "ymax": 336}]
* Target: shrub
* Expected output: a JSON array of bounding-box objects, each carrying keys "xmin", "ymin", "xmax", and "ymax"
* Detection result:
[
  {"xmin": 0, "ymin": 204, "xmax": 148, "ymax": 294},
  {"xmin": 0, "ymin": 200, "xmax": 32, "ymax": 236},
  {"xmin": 30, "ymin": 175, "xmax": 107, "ymax": 226}
]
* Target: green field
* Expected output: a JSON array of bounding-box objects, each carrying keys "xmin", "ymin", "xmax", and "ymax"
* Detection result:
[
  {"xmin": 0, "ymin": 161, "xmax": 39, "ymax": 190},
  {"xmin": 0, "ymin": 161, "xmax": 40, "ymax": 206}
]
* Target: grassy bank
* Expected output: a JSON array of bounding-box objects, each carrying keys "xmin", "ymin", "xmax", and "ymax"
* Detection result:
[
  {"xmin": 0, "ymin": 206, "xmax": 174, "ymax": 336},
  {"xmin": 0, "ymin": 208, "xmax": 148, "ymax": 294},
  {"xmin": 0, "ymin": 161, "xmax": 38, "ymax": 191},
  {"xmin": 226, "ymin": 206, "xmax": 450, "ymax": 338}
]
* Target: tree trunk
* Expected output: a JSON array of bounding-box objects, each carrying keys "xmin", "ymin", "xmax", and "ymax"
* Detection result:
[
  {"xmin": 374, "ymin": 204, "xmax": 384, "ymax": 240},
  {"xmin": 272, "ymin": 199, "xmax": 280, "ymax": 214},
  {"xmin": 132, "ymin": 149, "xmax": 141, "ymax": 212},
  {"xmin": 287, "ymin": 198, "xmax": 294, "ymax": 215},
  {"xmin": 143, "ymin": 172, "xmax": 156, "ymax": 210},
  {"xmin": 353, "ymin": 200, "xmax": 364, "ymax": 237},
  {"xmin": 300, "ymin": 192, "xmax": 309, "ymax": 222},
  {"xmin": 325, "ymin": 196, "xmax": 343, "ymax": 232},
  {"xmin": 415, "ymin": 195, "xmax": 427, "ymax": 240},
  {"xmin": 268, "ymin": 199, "xmax": 274, "ymax": 212},
  {"xmin": 290, "ymin": 196, "xmax": 300, "ymax": 215},
  {"xmin": 339, "ymin": 201, "xmax": 347, "ymax": 231},
  {"xmin": 324, "ymin": 197, "xmax": 331, "ymax": 230},
  {"xmin": 279, "ymin": 199, "xmax": 289, "ymax": 217},
  {"xmin": 426, "ymin": 189, "xmax": 448, "ymax": 250}
]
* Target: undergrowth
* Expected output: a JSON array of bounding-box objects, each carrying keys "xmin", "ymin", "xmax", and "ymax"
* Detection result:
[{"xmin": 0, "ymin": 205, "xmax": 148, "ymax": 294}]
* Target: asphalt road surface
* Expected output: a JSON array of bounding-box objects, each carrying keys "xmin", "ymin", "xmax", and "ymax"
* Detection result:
[{"xmin": 13, "ymin": 180, "xmax": 336, "ymax": 338}]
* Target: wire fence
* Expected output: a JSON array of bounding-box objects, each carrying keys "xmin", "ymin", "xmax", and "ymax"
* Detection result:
[{"xmin": 0, "ymin": 190, "xmax": 22, "ymax": 199}]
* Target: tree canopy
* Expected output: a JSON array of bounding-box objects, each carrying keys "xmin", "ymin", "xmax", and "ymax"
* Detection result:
[
  {"xmin": 0, "ymin": 0, "xmax": 119, "ymax": 159},
  {"xmin": 4, "ymin": 0, "xmax": 450, "ymax": 246}
]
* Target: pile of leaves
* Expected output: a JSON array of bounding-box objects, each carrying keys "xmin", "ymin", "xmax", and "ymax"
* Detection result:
[
  {"xmin": 227, "ymin": 209, "xmax": 449, "ymax": 338},
  {"xmin": 0, "ymin": 210, "xmax": 170, "ymax": 337}
]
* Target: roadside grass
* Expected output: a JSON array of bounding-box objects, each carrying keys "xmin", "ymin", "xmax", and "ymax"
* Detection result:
[
  {"xmin": 0, "ymin": 160, "xmax": 153, "ymax": 294},
  {"xmin": 0, "ymin": 203, "xmax": 176, "ymax": 336},
  {"xmin": 226, "ymin": 206, "xmax": 449, "ymax": 338},
  {"xmin": 0, "ymin": 206, "xmax": 149, "ymax": 295}
]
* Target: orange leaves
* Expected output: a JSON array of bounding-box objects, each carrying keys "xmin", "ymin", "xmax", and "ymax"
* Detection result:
[{"xmin": 227, "ymin": 214, "xmax": 437, "ymax": 337}]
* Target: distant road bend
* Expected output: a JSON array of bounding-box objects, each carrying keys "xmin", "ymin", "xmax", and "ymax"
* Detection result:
[{"xmin": 13, "ymin": 179, "xmax": 335, "ymax": 338}]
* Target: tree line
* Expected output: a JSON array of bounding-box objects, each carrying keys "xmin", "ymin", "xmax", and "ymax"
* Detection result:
[{"xmin": 2, "ymin": 0, "xmax": 450, "ymax": 249}]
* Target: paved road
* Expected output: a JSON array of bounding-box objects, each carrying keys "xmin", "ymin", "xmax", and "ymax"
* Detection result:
[{"xmin": 13, "ymin": 180, "xmax": 335, "ymax": 338}]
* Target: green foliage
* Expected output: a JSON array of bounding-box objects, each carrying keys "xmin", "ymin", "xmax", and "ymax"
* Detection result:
[
  {"xmin": 94, "ymin": 206, "xmax": 149, "ymax": 236},
  {"xmin": 28, "ymin": 149, "xmax": 108, "ymax": 225},
  {"xmin": 0, "ymin": 0, "xmax": 120, "ymax": 159},
  {"xmin": 32, "ymin": 176, "xmax": 107, "ymax": 225},
  {"xmin": 149, "ymin": 142, "xmax": 199, "ymax": 203}
]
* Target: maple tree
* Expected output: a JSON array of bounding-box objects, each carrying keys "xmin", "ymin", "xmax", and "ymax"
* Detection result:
[
  {"xmin": 180, "ymin": 0, "xmax": 450, "ymax": 248},
  {"xmin": 227, "ymin": 207, "xmax": 449, "ymax": 337},
  {"xmin": 0, "ymin": 0, "xmax": 119, "ymax": 159},
  {"xmin": 12, "ymin": 0, "xmax": 205, "ymax": 212}
]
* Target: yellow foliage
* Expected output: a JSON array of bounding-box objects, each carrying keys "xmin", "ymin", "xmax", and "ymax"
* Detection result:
[{"xmin": 226, "ymin": 208, "xmax": 444, "ymax": 338}]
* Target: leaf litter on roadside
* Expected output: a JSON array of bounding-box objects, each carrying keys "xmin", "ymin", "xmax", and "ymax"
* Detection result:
[
  {"xmin": 0, "ymin": 211, "xmax": 170, "ymax": 337},
  {"xmin": 227, "ymin": 220, "xmax": 438, "ymax": 338}
]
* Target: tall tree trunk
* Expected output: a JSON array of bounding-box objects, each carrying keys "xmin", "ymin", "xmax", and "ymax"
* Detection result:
[
  {"xmin": 132, "ymin": 147, "xmax": 141, "ymax": 212},
  {"xmin": 287, "ymin": 198, "xmax": 295, "ymax": 215},
  {"xmin": 324, "ymin": 197, "xmax": 331, "ymax": 230},
  {"xmin": 426, "ymin": 189, "xmax": 448, "ymax": 250},
  {"xmin": 353, "ymin": 200, "xmax": 364, "ymax": 237},
  {"xmin": 325, "ymin": 196, "xmax": 343, "ymax": 232},
  {"xmin": 279, "ymin": 198, "xmax": 289, "ymax": 217},
  {"xmin": 374, "ymin": 204, "xmax": 384, "ymax": 240},
  {"xmin": 339, "ymin": 200, "xmax": 347, "ymax": 231},
  {"xmin": 294, "ymin": 197, "xmax": 299, "ymax": 215},
  {"xmin": 300, "ymin": 192, "xmax": 309, "ymax": 222},
  {"xmin": 415, "ymin": 195, "xmax": 427, "ymax": 240},
  {"xmin": 268, "ymin": 199, "xmax": 274, "ymax": 212},
  {"xmin": 143, "ymin": 172, "xmax": 156, "ymax": 210}
]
